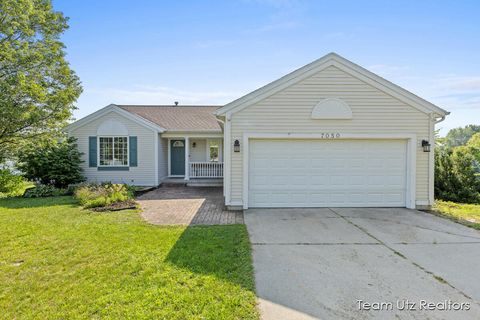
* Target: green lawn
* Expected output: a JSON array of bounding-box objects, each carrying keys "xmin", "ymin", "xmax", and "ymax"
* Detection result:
[
  {"xmin": 433, "ymin": 200, "xmax": 480, "ymax": 230},
  {"xmin": 0, "ymin": 197, "xmax": 258, "ymax": 319}
]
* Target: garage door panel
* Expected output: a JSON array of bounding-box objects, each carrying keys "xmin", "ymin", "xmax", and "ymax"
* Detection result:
[
  {"xmin": 249, "ymin": 139, "xmax": 407, "ymax": 208},
  {"xmin": 331, "ymin": 176, "xmax": 348, "ymax": 185},
  {"xmin": 310, "ymin": 192, "xmax": 329, "ymax": 205},
  {"xmin": 290, "ymin": 175, "xmax": 310, "ymax": 185},
  {"xmin": 310, "ymin": 176, "xmax": 329, "ymax": 186}
]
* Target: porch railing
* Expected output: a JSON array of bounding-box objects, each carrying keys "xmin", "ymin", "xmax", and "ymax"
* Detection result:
[{"xmin": 189, "ymin": 162, "xmax": 224, "ymax": 178}]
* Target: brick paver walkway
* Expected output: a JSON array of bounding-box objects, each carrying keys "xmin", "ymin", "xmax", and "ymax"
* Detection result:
[{"xmin": 137, "ymin": 187, "xmax": 243, "ymax": 225}]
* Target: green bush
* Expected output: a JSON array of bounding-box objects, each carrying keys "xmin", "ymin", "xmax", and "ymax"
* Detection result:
[
  {"xmin": 435, "ymin": 146, "xmax": 480, "ymax": 204},
  {"xmin": 74, "ymin": 183, "xmax": 134, "ymax": 208},
  {"xmin": 0, "ymin": 169, "xmax": 30, "ymax": 198},
  {"xmin": 23, "ymin": 184, "xmax": 68, "ymax": 198},
  {"xmin": 17, "ymin": 137, "xmax": 85, "ymax": 188}
]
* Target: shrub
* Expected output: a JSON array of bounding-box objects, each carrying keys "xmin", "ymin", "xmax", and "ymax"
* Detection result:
[
  {"xmin": 0, "ymin": 169, "xmax": 30, "ymax": 198},
  {"xmin": 435, "ymin": 146, "xmax": 480, "ymax": 203},
  {"xmin": 17, "ymin": 137, "xmax": 85, "ymax": 188},
  {"xmin": 74, "ymin": 183, "xmax": 134, "ymax": 208},
  {"xmin": 23, "ymin": 184, "xmax": 68, "ymax": 198}
]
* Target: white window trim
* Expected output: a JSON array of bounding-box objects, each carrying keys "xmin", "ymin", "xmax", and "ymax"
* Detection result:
[
  {"xmin": 206, "ymin": 139, "xmax": 223, "ymax": 163},
  {"xmin": 97, "ymin": 136, "xmax": 130, "ymax": 167},
  {"xmin": 209, "ymin": 144, "xmax": 219, "ymax": 162}
]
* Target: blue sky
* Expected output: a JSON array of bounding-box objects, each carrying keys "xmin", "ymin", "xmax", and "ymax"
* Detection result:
[{"xmin": 54, "ymin": 0, "xmax": 480, "ymax": 135}]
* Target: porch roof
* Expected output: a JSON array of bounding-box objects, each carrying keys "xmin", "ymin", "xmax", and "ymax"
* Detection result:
[{"xmin": 119, "ymin": 105, "xmax": 222, "ymax": 133}]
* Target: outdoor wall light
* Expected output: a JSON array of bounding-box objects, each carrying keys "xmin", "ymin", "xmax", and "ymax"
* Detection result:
[
  {"xmin": 421, "ymin": 140, "xmax": 431, "ymax": 152},
  {"xmin": 192, "ymin": 142, "xmax": 196, "ymax": 148},
  {"xmin": 234, "ymin": 140, "xmax": 240, "ymax": 152}
]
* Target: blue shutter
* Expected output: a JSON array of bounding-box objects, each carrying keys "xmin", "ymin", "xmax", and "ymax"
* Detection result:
[
  {"xmin": 129, "ymin": 136, "xmax": 137, "ymax": 167},
  {"xmin": 88, "ymin": 136, "xmax": 97, "ymax": 167}
]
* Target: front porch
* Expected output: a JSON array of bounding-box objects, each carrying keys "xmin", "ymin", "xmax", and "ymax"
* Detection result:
[{"xmin": 165, "ymin": 135, "xmax": 224, "ymax": 180}]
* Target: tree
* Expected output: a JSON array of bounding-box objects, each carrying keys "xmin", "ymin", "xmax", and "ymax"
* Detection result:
[
  {"xmin": 0, "ymin": 0, "xmax": 82, "ymax": 161},
  {"xmin": 17, "ymin": 137, "xmax": 85, "ymax": 188},
  {"xmin": 465, "ymin": 132, "xmax": 480, "ymax": 172},
  {"xmin": 444, "ymin": 125, "xmax": 480, "ymax": 148},
  {"xmin": 435, "ymin": 146, "xmax": 480, "ymax": 203}
]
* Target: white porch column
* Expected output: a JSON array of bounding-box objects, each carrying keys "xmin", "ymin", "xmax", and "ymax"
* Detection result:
[{"xmin": 184, "ymin": 137, "xmax": 190, "ymax": 180}]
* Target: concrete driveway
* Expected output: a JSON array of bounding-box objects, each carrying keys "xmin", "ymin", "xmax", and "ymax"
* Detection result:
[{"xmin": 245, "ymin": 208, "xmax": 480, "ymax": 320}]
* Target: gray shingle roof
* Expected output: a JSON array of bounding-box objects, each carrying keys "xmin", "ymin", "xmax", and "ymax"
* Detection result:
[{"xmin": 118, "ymin": 105, "xmax": 222, "ymax": 132}]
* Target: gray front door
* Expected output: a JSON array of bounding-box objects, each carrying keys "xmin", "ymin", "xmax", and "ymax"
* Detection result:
[{"xmin": 171, "ymin": 140, "xmax": 185, "ymax": 175}]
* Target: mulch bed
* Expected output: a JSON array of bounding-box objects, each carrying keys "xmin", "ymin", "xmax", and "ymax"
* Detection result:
[{"xmin": 90, "ymin": 200, "xmax": 138, "ymax": 212}]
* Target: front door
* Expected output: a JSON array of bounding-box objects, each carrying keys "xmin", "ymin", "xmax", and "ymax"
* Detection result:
[{"xmin": 170, "ymin": 140, "xmax": 185, "ymax": 175}]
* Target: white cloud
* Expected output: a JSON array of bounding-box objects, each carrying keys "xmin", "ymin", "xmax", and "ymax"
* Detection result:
[
  {"xmin": 434, "ymin": 76, "xmax": 480, "ymax": 92},
  {"xmin": 90, "ymin": 85, "xmax": 241, "ymax": 105},
  {"xmin": 367, "ymin": 64, "xmax": 411, "ymax": 76},
  {"xmin": 241, "ymin": 0, "xmax": 305, "ymax": 34}
]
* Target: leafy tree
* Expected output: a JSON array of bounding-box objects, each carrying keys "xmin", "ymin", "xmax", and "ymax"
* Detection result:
[
  {"xmin": 444, "ymin": 125, "xmax": 480, "ymax": 148},
  {"xmin": 435, "ymin": 147, "xmax": 458, "ymax": 201},
  {"xmin": 0, "ymin": 0, "xmax": 82, "ymax": 161},
  {"xmin": 466, "ymin": 132, "xmax": 480, "ymax": 170},
  {"xmin": 17, "ymin": 137, "xmax": 85, "ymax": 188},
  {"xmin": 435, "ymin": 146, "xmax": 480, "ymax": 203},
  {"xmin": 451, "ymin": 146, "xmax": 480, "ymax": 202}
]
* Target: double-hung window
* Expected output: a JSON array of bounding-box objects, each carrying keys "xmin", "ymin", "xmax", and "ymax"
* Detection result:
[
  {"xmin": 99, "ymin": 137, "xmax": 129, "ymax": 166},
  {"xmin": 209, "ymin": 142, "xmax": 219, "ymax": 162}
]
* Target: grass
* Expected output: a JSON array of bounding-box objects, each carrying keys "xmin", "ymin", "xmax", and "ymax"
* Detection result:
[
  {"xmin": 432, "ymin": 200, "xmax": 480, "ymax": 230},
  {"xmin": 0, "ymin": 197, "xmax": 258, "ymax": 319}
]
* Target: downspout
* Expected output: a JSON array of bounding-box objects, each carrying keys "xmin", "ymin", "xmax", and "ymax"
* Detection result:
[
  {"xmin": 215, "ymin": 115, "xmax": 227, "ymax": 200},
  {"xmin": 428, "ymin": 113, "xmax": 448, "ymax": 207}
]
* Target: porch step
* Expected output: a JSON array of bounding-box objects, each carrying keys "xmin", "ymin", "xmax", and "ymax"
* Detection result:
[
  {"xmin": 186, "ymin": 180, "xmax": 223, "ymax": 187},
  {"xmin": 161, "ymin": 182, "xmax": 187, "ymax": 187},
  {"xmin": 160, "ymin": 178, "xmax": 187, "ymax": 187},
  {"xmin": 160, "ymin": 178, "xmax": 223, "ymax": 188}
]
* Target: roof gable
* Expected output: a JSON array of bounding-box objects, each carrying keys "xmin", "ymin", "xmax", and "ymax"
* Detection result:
[
  {"xmin": 66, "ymin": 104, "xmax": 166, "ymax": 133},
  {"xmin": 215, "ymin": 53, "xmax": 449, "ymax": 117}
]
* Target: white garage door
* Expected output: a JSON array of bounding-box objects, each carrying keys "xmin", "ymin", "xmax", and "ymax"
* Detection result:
[{"xmin": 248, "ymin": 139, "xmax": 407, "ymax": 207}]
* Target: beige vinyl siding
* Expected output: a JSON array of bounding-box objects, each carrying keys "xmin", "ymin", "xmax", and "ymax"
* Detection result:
[
  {"xmin": 229, "ymin": 65, "xmax": 431, "ymax": 205},
  {"xmin": 70, "ymin": 111, "xmax": 157, "ymax": 186},
  {"xmin": 190, "ymin": 139, "xmax": 207, "ymax": 162},
  {"xmin": 158, "ymin": 136, "xmax": 168, "ymax": 182}
]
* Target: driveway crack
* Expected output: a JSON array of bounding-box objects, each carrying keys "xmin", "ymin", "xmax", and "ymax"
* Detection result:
[
  {"xmin": 340, "ymin": 215, "xmax": 480, "ymax": 240},
  {"xmin": 327, "ymin": 207, "xmax": 477, "ymax": 303}
]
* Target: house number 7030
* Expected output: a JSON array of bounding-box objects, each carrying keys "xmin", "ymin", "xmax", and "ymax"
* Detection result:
[{"xmin": 320, "ymin": 133, "xmax": 341, "ymax": 138}]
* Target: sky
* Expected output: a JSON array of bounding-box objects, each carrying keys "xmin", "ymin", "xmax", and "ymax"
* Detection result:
[{"xmin": 54, "ymin": 0, "xmax": 480, "ymax": 135}]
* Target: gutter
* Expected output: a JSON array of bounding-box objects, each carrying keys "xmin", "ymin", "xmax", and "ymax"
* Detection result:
[{"xmin": 435, "ymin": 114, "xmax": 447, "ymax": 124}]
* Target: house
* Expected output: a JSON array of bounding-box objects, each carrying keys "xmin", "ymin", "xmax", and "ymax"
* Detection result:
[{"xmin": 67, "ymin": 53, "xmax": 449, "ymax": 210}]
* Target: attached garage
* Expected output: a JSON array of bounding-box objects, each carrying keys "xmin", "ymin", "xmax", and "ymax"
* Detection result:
[
  {"xmin": 247, "ymin": 139, "xmax": 410, "ymax": 208},
  {"xmin": 214, "ymin": 53, "xmax": 449, "ymax": 210}
]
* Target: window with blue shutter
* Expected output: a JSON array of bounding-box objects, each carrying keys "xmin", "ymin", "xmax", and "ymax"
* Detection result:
[
  {"xmin": 129, "ymin": 136, "xmax": 137, "ymax": 167},
  {"xmin": 88, "ymin": 136, "xmax": 97, "ymax": 167}
]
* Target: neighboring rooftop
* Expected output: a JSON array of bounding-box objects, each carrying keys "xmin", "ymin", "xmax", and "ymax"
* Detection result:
[{"xmin": 118, "ymin": 105, "xmax": 222, "ymax": 132}]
